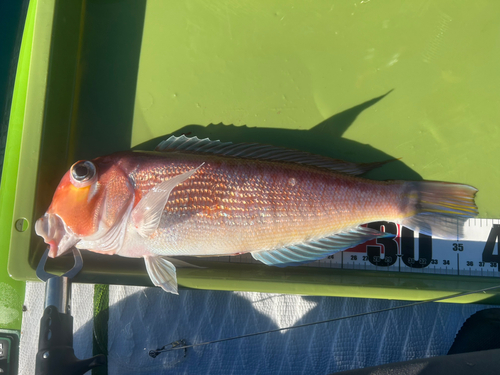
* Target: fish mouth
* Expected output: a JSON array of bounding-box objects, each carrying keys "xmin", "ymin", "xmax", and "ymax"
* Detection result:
[{"xmin": 35, "ymin": 213, "xmax": 79, "ymax": 258}]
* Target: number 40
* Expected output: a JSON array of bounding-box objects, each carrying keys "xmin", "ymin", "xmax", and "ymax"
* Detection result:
[{"xmin": 482, "ymin": 224, "xmax": 500, "ymax": 271}]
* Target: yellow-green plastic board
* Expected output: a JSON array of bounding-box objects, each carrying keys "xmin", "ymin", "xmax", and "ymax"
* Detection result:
[{"xmin": 2, "ymin": 0, "xmax": 500, "ymax": 303}]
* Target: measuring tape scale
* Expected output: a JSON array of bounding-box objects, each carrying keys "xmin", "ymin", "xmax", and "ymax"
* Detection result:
[{"xmin": 207, "ymin": 219, "xmax": 500, "ymax": 278}]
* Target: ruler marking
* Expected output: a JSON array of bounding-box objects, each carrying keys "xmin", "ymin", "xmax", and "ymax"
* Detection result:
[{"xmin": 205, "ymin": 218, "xmax": 499, "ymax": 279}]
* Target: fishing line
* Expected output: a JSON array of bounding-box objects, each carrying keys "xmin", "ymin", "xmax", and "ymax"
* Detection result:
[{"xmin": 149, "ymin": 284, "xmax": 500, "ymax": 358}]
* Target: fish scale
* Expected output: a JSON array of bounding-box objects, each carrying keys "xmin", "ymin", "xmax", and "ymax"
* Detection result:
[{"xmin": 123, "ymin": 152, "xmax": 403, "ymax": 257}]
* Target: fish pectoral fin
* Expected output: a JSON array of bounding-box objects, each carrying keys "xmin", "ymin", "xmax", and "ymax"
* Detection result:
[
  {"xmin": 144, "ymin": 256, "xmax": 179, "ymax": 294},
  {"xmin": 131, "ymin": 164, "xmax": 204, "ymax": 238},
  {"xmin": 251, "ymin": 227, "xmax": 392, "ymax": 267}
]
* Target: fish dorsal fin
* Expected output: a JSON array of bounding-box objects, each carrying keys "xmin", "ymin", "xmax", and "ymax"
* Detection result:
[
  {"xmin": 156, "ymin": 135, "xmax": 389, "ymax": 175},
  {"xmin": 144, "ymin": 256, "xmax": 179, "ymax": 294},
  {"xmin": 131, "ymin": 163, "xmax": 204, "ymax": 238},
  {"xmin": 251, "ymin": 227, "xmax": 392, "ymax": 267}
]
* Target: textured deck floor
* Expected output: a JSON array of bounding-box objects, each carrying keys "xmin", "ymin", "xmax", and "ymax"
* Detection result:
[{"xmin": 19, "ymin": 282, "xmax": 489, "ymax": 374}]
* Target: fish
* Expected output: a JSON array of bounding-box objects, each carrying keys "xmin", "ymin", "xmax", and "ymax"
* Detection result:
[{"xmin": 35, "ymin": 135, "xmax": 478, "ymax": 294}]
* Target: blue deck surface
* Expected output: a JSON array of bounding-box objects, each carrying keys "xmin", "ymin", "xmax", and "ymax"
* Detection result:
[{"xmin": 96, "ymin": 287, "xmax": 487, "ymax": 374}]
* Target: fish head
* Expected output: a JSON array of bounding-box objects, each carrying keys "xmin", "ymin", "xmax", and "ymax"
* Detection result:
[{"xmin": 35, "ymin": 156, "xmax": 135, "ymax": 258}]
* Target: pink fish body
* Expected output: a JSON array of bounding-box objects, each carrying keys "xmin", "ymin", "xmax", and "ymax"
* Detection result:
[{"xmin": 35, "ymin": 136, "xmax": 478, "ymax": 293}]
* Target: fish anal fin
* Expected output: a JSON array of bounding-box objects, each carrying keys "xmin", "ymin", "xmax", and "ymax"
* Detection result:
[{"xmin": 251, "ymin": 227, "xmax": 392, "ymax": 267}]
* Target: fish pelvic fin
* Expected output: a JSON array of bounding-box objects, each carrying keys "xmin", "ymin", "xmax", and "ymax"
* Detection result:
[
  {"xmin": 398, "ymin": 181, "xmax": 478, "ymax": 239},
  {"xmin": 251, "ymin": 227, "xmax": 392, "ymax": 267},
  {"xmin": 131, "ymin": 163, "xmax": 204, "ymax": 238},
  {"xmin": 144, "ymin": 256, "xmax": 179, "ymax": 294}
]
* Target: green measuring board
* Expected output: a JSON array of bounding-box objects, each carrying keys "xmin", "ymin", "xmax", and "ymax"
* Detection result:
[{"xmin": 2, "ymin": 0, "xmax": 500, "ymax": 303}]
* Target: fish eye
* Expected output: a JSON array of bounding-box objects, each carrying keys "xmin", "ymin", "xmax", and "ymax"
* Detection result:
[{"xmin": 70, "ymin": 161, "xmax": 96, "ymax": 186}]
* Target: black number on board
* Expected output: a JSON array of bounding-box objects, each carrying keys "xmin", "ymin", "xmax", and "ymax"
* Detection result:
[
  {"xmin": 362, "ymin": 256, "xmax": 368, "ymax": 261},
  {"xmin": 479, "ymin": 261, "xmax": 485, "ymax": 267},
  {"xmin": 482, "ymin": 224, "xmax": 500, "ymax": 272},
  {"xmin": 366, "ymin": 222, "xmax": 398, "ymax": 267},
  {"xmin": 452, "ymin": 243, "xmax": 464, "ymax": 252},
  {"xmin": 431, "ymin": 259, "xmax": 438, "ymax": 265},
  {"xmin": 491, "ymin": 262, "xmax": 498, "ymax": 268},
  {"xmin": 351, "ymin": 255, "xmax": 357, "ymax": 261},
  {"xmin": 401, "ymin": 227, "xmax": 432, "ymax": 269},
  {"xmin": 327, "ymin": 255, "xmax": 335, "ymax": 259},
  {"xmin": 443, "ymin": 260, "xmax": 450, "ymax": 265},
  {"xmin": 466, "ymin": 261, "xmax": 474, "ymax": 267}
]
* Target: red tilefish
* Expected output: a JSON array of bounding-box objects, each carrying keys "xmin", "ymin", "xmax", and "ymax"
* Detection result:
[{"xmin": 35, "ymin": 136, "xmax": 478, "ymax": 293}]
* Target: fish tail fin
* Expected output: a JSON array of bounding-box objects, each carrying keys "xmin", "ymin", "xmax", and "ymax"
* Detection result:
[{"xmin": 399, "ymin": 181, "xmax": 478, "ymax": 239}]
